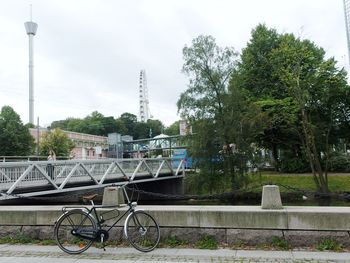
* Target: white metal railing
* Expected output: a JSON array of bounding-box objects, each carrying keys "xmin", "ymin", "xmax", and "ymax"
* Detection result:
[{"xmin": 0, "ymin": 158, "xmax": 185, "ymax": 200}]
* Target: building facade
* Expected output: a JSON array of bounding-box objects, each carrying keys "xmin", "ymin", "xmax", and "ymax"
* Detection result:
[{"xmin": 29, "ymin": 128, "xmax": 108, "ymax": 159}]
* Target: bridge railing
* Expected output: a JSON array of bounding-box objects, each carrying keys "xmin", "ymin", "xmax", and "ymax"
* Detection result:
[{"xmin": 0, "ymin": 158, "xmax": 185, "ymax": 199}]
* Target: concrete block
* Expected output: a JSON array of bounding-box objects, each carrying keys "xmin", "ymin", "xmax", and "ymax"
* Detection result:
[
  {"xmin": 261, "ymin": 185, "xmax": 283, "ymax": 209},
  {"xmin": 199, "ymin": 207, "xmax": 288, "ymax": 229},
  {"xmin": 151, "ymin": 208, "xmax": 200, "ymax": 227},
  {"xmin": 286, "ymin": 206, "xmax": 350, "ymax": 231},
  {"xmin": 102, "ymin": 187, "xmax": 125, "ymax": 206},
  {"xmin": 0, "ymin": 211, "xmax": 37, "ymax": 225}
]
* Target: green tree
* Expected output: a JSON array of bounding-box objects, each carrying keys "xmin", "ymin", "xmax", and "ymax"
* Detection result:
[
  {"xmin": 232, "ymin": 24, "xmax": 300, "ymax": 170},
  {"xmin": 51, "ymin": 112, "xmax": 119, "ymax": 137},
  {"xmin": 118, "ymin": 112, "xmax": 138, "ymax": 136},
  {"xmin": 132, "ymin": 119, "xmax": 164, "ymax": 139},
  {"xmin": 51, "ymin": 118, "xmax": 83, "ymax": 131},
  {"xmin": 165, "ymin": 121, "xmax": 180, "ymax": 136},
  {"xmin": 236, "ymin": 24, "xmax": 350, "ymax": 192},
  {"xmin": 269, "ymin": 34, "xmax": 349, "ymax": 192},
  {"xmin": 178, "ymin": 35, "xmax": 262, "ymax": 190},
  {"xmin": 0, "ymin": 106, "xmax": 34, "ymax": 156},
  {"xmin": 39, "ymin": 128, "xmax": 75, "ymax": 157}
]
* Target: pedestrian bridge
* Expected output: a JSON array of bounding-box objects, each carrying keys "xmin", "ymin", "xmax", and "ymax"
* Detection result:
[{"xmin": 0, "ymin": 158, "xmax": 185, "ymax": 200}]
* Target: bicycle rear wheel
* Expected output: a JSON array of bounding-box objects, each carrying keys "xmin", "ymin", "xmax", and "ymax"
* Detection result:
[
  {"xmin": 54, "ymin": 209, "xmax": 97, "ymax": 254},
  {"xmin": 125, "ymin": 210, "xmax": 160, "ymax": 252}
]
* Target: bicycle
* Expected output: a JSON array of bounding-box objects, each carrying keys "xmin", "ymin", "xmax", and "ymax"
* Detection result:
[{"xmin": 54, "ymin": 183, "xmax": 160, "ymax": 254}]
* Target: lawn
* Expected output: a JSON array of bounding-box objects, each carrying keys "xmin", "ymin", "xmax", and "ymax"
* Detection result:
[
  {"xmin": 257, "ymin": 172, "xmax": 350, "ymax": 193},
  {"xmin": 184, "ymin": 171, "xmax": 350, "ymax": 194}
]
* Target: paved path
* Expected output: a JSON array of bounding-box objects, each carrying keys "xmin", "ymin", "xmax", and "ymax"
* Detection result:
[{"xmin": 0, "ymin": 244, "xmax": 349, "ymax": 262}]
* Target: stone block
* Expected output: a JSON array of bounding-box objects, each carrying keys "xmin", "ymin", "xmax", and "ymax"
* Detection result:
[
  {"xmin": 226, "ymin": 229, "xmax": 283, "ymax": 245},
  {"xmin": 284, "ymin": 230, "xmax": 350, "ymax": 247},
  {"xmin": 160, "ymin": 227, "xmax": 226, "ymax": 243},
  {"xmin": 261, "ymin": 185, "xmax": 283, "ymax": 209},
  {"xmin": 0, "ymin": 226, "xmax": 22, "ymax": 238},
  {"xmin": 108, "ymin": 226, "xmax": 124, "ymax": 242},
  {"xmin": 102, "ymin": 187, "xmax": 125, "ymax": 206}
]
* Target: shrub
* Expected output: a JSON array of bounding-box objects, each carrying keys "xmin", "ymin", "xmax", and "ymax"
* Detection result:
[
  {"xmin": 327, "ymin": 152, "xmax": 350, "ymax": 172},
  {"xmin": 279, "ymin": 150, "xmax": 309, "ymax": 173}
]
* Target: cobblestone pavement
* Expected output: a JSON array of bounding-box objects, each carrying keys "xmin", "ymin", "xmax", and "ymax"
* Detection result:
[{"xmin": 0, "ymin": 244, "xmax": 349, "ymax": 262}]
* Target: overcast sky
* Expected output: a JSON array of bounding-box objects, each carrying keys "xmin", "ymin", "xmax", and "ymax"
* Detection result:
[{"xmin": 0, "ymin": 0, "xmax": 348, "ymax": 127}]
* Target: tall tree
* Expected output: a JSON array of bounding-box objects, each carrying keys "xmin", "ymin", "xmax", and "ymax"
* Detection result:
[
  {"xmin": 269, "ymin": 34, "xmax": 349, "ymax": 192},
  {"xmin": 0, "ymin": 106, "xmax": 34, "ymax": 156},
  {"xmin": 236, "ymin": 24, "xmax": 350, "ymax": 192},
  {"xmin": 178, "ymin": 35, "xmax": 262, "ymax": 190},
  {"xmin": 178, "ymin": 35, "xmax": 238, "ymax": 141}
]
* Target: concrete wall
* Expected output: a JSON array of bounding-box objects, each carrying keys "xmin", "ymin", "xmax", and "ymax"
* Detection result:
[{"xmin": 0, "ymin": 205, "xmax": 349, "ymax": 247}]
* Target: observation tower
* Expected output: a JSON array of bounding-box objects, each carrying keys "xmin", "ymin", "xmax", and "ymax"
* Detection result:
[
  {"xmin": 24, "ymin": 9, "xmax": 38, "ymax": 125},
  {"xmin": 344, "ymin": 0, "xmax": 350, "ymax": 68}
]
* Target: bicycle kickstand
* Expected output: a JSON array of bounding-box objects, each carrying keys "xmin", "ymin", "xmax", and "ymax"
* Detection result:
[{"xmin": 101, "ymin": 234, "xmax": 106, "ymax": 251}]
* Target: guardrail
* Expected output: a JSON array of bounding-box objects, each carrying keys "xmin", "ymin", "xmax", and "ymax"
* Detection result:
[{"xmin": 0, "ymin": 158, "xmax": 185, "ymax": 200}]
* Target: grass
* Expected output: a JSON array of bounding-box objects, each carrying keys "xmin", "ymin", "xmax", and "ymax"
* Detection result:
[
  {"xmin": 317, "ymin": 239, "xmax": 343, "ymax": 251},
  {"xmin": 257, "ymin": 172, "xmax": 350, "ymax": 193},
  {"xmin": 195, "ymin": 235, "xmax": 218, "ymax": 250},
  {"xmin": 185, "ymin": 171, "xmax": 350, "ymax": 195},
  {"xmin": 0, "ymin": 233, "xmax": 56, "ymax": 245},
  {"xmin": 162, "ymin": 236, "xmax": 188, "ymax": 248},
  {"xmin": 0, "ymin": 233, "xmax": 36, "ymax": 244},
  {"xmin": 270, "ymin": 236, "xmax": 290, "ymax": 250}
]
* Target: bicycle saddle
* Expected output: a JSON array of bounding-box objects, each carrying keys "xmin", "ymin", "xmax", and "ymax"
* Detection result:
[{"xmin": 82, "ymin": 194, "xmax": 98, "ymax": 202}]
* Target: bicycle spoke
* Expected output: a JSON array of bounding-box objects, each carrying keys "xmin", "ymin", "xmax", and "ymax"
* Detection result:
[
  {"xmin": 125, "ymin": 211, "xmax": 160, "ymax": 252},
  {"xmin": 55, "ymin": 210, "xmax": 97, "ymax": 254}
]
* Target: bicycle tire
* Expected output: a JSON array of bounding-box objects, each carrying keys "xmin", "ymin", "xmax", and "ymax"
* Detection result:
[
  {"xmin": 125, "ymin": 210, "xmax": 160, "ymax": 252},
  {"xmin": 54, "ymin": 209, "xmax": 97, "ymax": 254}
]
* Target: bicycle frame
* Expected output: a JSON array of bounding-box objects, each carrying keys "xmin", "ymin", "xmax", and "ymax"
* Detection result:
[
  {"xmin": 60, "ymin": 185, "xmax": 138, "ymax": 240},
  {"xmin": 55, "ymin": 183, "xmax": 160, "ymax": 254}
]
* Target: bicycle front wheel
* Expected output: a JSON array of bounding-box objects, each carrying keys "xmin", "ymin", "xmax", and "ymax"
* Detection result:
[
  {"xmin": 125, "ymin": 210, "xmax": 160, "ymax": 252},
  {"xmin": 54, "ymin": 209, "xmax": 97, "ymax": 254}
]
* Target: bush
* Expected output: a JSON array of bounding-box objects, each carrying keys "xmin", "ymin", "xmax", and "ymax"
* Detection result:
[
  {"xmin": 279, "ymin": 151, "xmax": 309, "ymax": 173},
  {"xmin": 317, "ymin": 238, "xmax": 343, "ymax": 251},
  {"xmin": 327, "ymin": 152, "xmax": 350, "ymax": 172}
]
